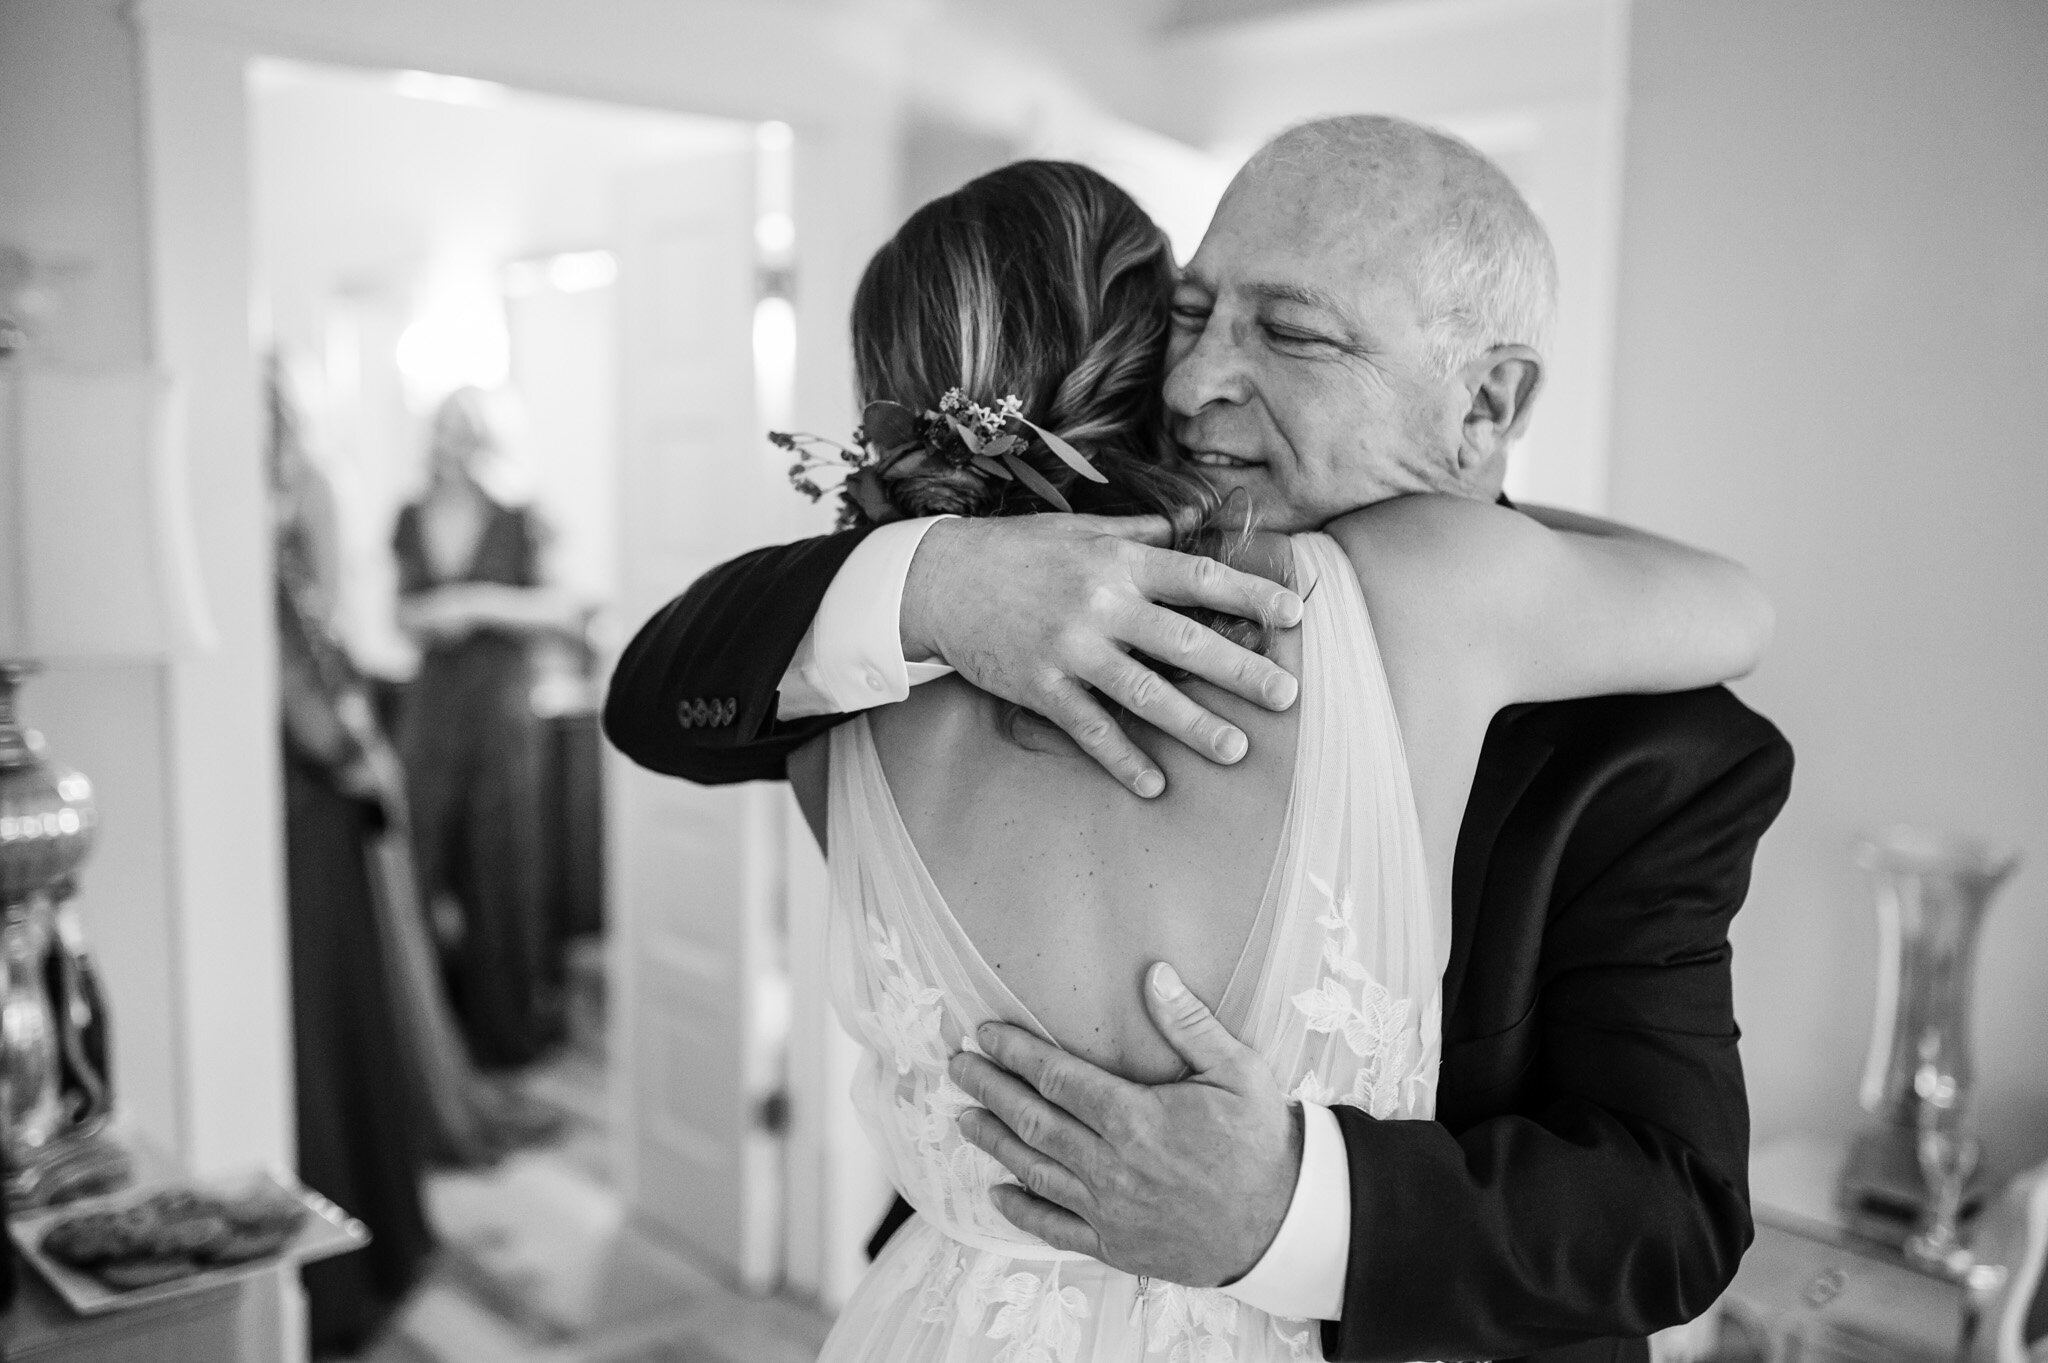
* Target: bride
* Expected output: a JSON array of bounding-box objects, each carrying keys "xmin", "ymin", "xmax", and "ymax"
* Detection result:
[{"xmin": 782, "ymin": 160, "xmax": 1770, "ymax": 1362}]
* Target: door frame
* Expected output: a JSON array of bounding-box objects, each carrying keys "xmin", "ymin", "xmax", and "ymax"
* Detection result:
[{"xmin": 134, "ymin": 0, "xmax": 902, "ymax": 1343}]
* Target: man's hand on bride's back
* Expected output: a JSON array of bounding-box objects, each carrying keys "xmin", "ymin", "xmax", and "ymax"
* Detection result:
[
  {"xmin": 947, "ymin": 963, "xmax": 1300, "ymax": 1287},
  {"xmin": 900, "ymin": 514, "xmax": 1303, "ymax": 797}
]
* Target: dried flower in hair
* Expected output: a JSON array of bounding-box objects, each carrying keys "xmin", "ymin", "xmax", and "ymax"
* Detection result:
[{"xmin": 771, "ymin": 389, "xmax": 1105, "ymax": 527}]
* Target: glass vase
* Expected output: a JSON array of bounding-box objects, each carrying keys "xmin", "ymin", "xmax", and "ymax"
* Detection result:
[{"xmin": 1839, "ymin": 826, "xmax": 2019, "ymax": 1244}]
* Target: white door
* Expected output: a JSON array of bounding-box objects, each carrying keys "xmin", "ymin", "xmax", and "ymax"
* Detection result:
[{"xmin": 607, "ymin": 139, "xmax": 787, "ymax": 1290}]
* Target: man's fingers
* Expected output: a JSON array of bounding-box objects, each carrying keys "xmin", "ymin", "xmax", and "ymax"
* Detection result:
[
  {"xmin": 950, "ymin": 1050, "xmax": 1112, "ymax": 1174},
  {"xmin": 958, "ymin": 1108, "xmax": 1093, "ymax": 1216},
  {"xmin": 971, "ymin": 1022, "xmax": 1141, "ymax": 1137},
  {"xmin": 1073, "ymin": 513, "xmax": 1174, "ymax": 547},
  {"xmin": 1028, "ymin": 671, "xmax": 1166, "ymax": 798},
  {"xmin": 1083, "ymin": 650, "xmax": 1249, "ymax": 765},
  {"xmin": 1133, "ymin": 545, "xmax": 1304, "ymax": 635},
  {"xmin": 989, "ymin": 1184, "xmax": 1102, "ymax": 1257},
  {"xmin": 1116, "ymin": 603, "xmax": 1299, "ymax": 719}
]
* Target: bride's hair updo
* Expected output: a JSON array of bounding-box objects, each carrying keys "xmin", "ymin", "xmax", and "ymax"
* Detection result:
[{"xmin": 849, "ymin": 160, "xmax": 1222, "ymax": 533}]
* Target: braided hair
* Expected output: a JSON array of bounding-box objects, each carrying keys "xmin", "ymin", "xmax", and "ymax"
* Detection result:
[{"xmin": 849, "ymin": 160, "xmax": 1223, "ymax": 536}]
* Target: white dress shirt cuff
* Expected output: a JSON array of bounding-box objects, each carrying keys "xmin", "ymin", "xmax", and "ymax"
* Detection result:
[
  {"xmin": 1219, "ymin": 1101, "xmax": 1351, "ymax": 1323},
  {"xmin": 777, "ymin": 515, "xmax": 957, "ymax": 719}
]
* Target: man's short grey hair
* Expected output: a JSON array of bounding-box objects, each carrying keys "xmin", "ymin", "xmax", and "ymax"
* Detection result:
[{"xmin": 1253, "ymin": 115, "xmax": 1559, "ymax": 377}]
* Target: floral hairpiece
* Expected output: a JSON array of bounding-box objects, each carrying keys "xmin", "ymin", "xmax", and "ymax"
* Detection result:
[{"xmin": 772, "ymin": 388, "xmax": 1106, "ymax": 529}]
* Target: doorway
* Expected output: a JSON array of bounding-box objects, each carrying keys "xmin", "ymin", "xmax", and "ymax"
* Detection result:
[{"xmin": 251, "ymin": 57, "xmax": 845, "ymax": 1359}]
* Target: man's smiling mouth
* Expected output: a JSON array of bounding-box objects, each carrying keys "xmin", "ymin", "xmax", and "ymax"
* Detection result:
[{"xmin": 1187, "ymin": 450, "xmax": 1264, "ymax": 469}]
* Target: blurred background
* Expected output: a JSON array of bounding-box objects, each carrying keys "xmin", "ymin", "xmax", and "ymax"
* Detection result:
[{"xmin": 0, "ymin": 0, "xmax": 2042, "ymax": 1359}]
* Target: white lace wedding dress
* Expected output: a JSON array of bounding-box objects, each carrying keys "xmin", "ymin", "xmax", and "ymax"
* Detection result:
[{"xmin": 819, "ymin": 533, "xmax": 1445, "ymax": 1363}]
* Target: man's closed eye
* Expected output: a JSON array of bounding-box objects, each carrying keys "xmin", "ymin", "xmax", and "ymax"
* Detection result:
[{"xmin": 1262, "ymin": 323, "xmax": 1342, "ymax": 351}]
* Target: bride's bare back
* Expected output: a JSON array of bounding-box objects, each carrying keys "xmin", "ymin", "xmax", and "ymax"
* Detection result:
[
  {"xmin": 868, "ymin": 621, "xmax": 1301, "ymax": 1084},
  {"xmin": 791, "ymin": 498, "xmax": 1770, "ymax": 1088}
]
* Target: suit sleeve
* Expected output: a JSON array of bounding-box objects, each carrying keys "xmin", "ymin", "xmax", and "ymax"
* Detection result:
[
  {"xmin": 1322, "ymin": 731, "xmax": 1794, "ymax": 1361},
  {"xmin": 602, "ymin": 529, "xmax": 873, "ymax": 784}
]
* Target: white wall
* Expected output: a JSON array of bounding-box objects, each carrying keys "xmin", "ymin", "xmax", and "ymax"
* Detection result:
[
  {"xmin": 143, "ymin": 18, "xmax": 296, "ymax": 1183},
  {"xmin": 0, "ymin": 0, "xmax": 201, "ymax": 1168},
  {"xmin": 1608, "ymin": 0, "xmax": 2048, "ymax": 1179}
]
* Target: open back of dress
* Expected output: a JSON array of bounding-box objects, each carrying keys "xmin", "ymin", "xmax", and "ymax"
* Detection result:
[{"xmin": 819, "ymin": 532, "xmax": 1444, "ymax": 1363}]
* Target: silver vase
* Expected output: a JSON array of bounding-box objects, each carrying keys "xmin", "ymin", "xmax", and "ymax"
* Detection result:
[
  {"xmin": 0, "ymin": 665, "xmax": 129, "ymax": 1207},
  {"xmin": 1839, "ymin": 826, "xmax": 2019, "ymax": 1247}
]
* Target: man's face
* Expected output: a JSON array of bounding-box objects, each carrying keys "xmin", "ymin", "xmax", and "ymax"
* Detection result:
[{"xmin": 1164, "ymin": 163, "xmax": 1472, "ymax": 532}]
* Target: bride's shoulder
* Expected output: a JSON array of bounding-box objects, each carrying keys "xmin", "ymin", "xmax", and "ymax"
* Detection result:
[
  {"xmin": 1323, "ymin": 494, "xmax": 1535, "ymax": 583},
  {"xmin": 788, "ymin": 678, "xmax": 993, "ymax": 849},
  {"xmin": 1325, "ymin": 491, "xmax": 1514, "ymax": 538}
]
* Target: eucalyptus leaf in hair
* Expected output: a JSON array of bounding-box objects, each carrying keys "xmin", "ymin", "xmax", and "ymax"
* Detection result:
[
  {"xmin": 1020, "ymin": 417, "xmax": 1108, "ymax": 484},
  {"xmin": 999, "ymin": 451, "xmax": 1073, "ymax": 512}
]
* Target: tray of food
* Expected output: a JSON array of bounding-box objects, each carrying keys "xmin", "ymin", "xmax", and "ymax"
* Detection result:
[{"xmin": 10, "ymin": 1170, "xmax": 369, "ymax": 1315}]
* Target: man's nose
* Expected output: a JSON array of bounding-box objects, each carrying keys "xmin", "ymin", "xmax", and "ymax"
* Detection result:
[{"xmin": 1164, "ymin": 314, "xmax": 1251, "ymax": 417}]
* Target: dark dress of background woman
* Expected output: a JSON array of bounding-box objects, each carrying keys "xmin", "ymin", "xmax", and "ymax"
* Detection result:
[
  {"xmin": 273, "ymin": 376, "xmax": 435, "ymax": 1356},
  {"xmin": 393, "ymin": 397, "xmax": 566, "ymax": 1069}
]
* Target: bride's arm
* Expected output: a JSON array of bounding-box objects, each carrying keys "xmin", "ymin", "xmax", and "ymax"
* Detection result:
[{"xmin": 1329, "ymin": 495, "xmax": 1773, "ymax": 706}]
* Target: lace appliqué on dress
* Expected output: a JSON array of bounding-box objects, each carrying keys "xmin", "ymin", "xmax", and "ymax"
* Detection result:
[
  {"xmin": 949, "ymin": 1258, "xmax": 1092, "ymax": 1363},
  {"xmin": 1289, "ymin": 874, "xmax": 1415, "ymax": 1119},
  {"xmin": 1138, "ymin": 1280, "xmax": 1240, "ymax": 1363},
  {"xmin": 869, "ymin": 912, "xmax": 950, "ymax": 1076},
  {"xmin": 866, "ymin": 912, "xmax": 1009, "ymax": 1217}
]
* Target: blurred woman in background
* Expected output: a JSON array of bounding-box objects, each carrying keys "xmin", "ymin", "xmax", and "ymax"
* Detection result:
[
  {"xmin": 395, "ymin": 388, "xmax": 585, "ymax": 1067},
  {"xmin": 271, "ymin": 362, "xmax": 435, "ymax": 1356}
]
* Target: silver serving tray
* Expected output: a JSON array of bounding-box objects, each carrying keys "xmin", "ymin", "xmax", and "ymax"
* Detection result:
[{"xmin": 9, "ymin": 1168, "xmax": 370, "ymax": 1316}]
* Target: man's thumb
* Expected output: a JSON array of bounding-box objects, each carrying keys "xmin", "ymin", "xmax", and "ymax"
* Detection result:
[{"xmin": 1145, "ymin": 963, "xmax": 1240, "ymax": 1076}]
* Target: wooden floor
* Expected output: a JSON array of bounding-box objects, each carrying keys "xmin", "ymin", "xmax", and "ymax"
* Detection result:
[{"xmin": 348, "ymin": 964, "xmax": 833, "ymax": 1363}]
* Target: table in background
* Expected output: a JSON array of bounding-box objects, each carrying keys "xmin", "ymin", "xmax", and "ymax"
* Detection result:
[
  {"xmin": 1699, "ymin": 1134, "xmax": 1966, "ymax": 1362},
  {"xmin": 0, "ymin": 1131, "xmax": 290, "ymax": 1363}
]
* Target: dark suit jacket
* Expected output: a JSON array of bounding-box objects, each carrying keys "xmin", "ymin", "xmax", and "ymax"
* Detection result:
[{"xmin": 604, "ymin": 528, "xmax": 1794, "ymax": 1363}]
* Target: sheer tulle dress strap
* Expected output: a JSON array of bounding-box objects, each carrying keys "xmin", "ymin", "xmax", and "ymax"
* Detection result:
[{"xmin": 1219, "ymin": 533, "xmax": 1444, "ymax": 1117}]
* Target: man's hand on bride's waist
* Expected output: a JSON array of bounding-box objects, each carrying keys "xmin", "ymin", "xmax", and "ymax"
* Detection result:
[
  {"xmin": 900, "ymin": 514, "xmax": 1303, "ymax": 798},
  {"xmin": 947, "ymin": 963, "xmax": 1302, "ymax": 1289}
]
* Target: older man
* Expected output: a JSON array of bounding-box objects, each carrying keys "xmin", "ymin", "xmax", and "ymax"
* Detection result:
[{"xmin": 605, "ymin": 116, "xmax": 1792, "ymax": 1362}]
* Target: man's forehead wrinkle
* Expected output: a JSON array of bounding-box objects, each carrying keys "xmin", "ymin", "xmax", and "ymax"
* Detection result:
[
  {"xmin": 1253, "ymin": 117, "xmax": 1446, "ymax": 207},
  {"xmin": 1247, "ymin": 144, "xmax": 1445, "ymax": 264}
]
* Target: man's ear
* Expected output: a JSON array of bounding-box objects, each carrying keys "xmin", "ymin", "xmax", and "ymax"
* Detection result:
[{"xmin": 1455, "ymin": 345, "xmax": 1544, "ymax": 473}]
